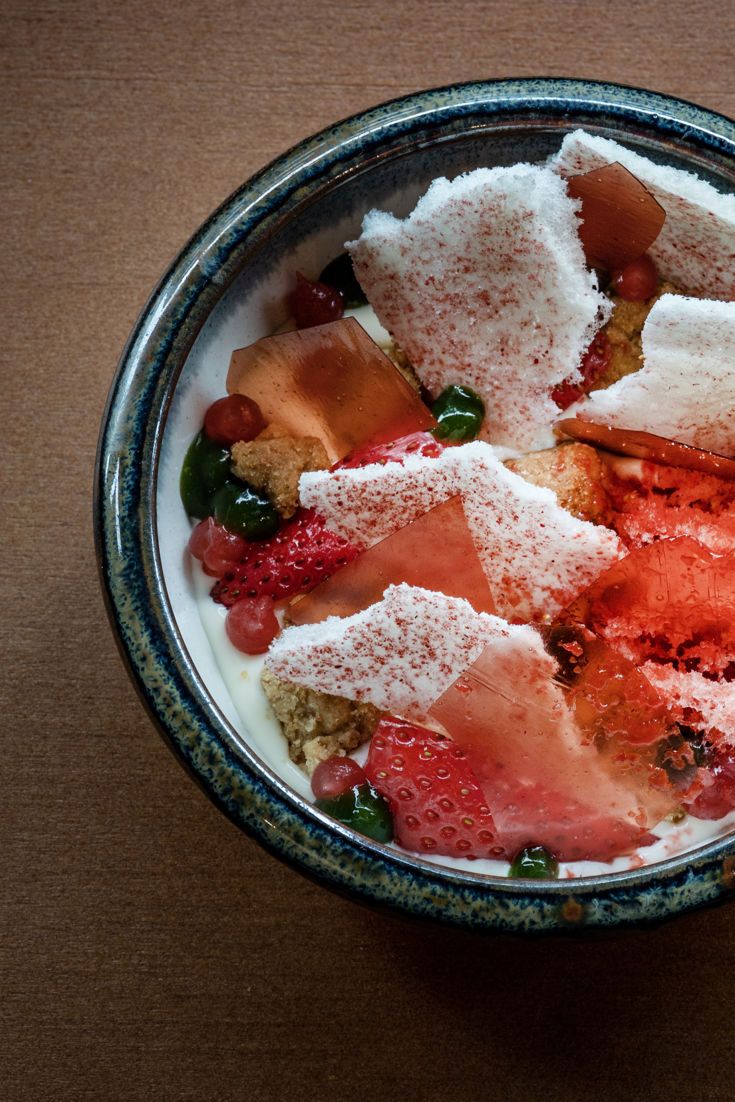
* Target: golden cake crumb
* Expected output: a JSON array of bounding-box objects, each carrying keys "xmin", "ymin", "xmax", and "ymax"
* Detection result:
[
  {"xmin": 261, "ymin": 668, "xmax": 381, "ymax": 774},
  {"xmin": 597, "ymin": 280, "xmax": 681, "ymax": 388},
  {"xmin": 506, "ymin": 442, "xmax": 611, "ymax": 524},
  {"xmin": 231, "ymin": 426, "xmax": 329, "ymax": 518}
]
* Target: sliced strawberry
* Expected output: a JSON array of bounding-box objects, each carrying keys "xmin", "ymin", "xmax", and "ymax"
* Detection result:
[
  {"xmin": 365, "ymin": 717, "xmax": 504, "ymax": 861},
  {"xmin": 336, "ymin": 430, "xmax": 444, "ymax": 470},
  {"xmin": 552, "ymin": 331, "xmax": 611, "ymax": 411},
  {"xmin": 210, "ymin": 508, "xmax": 361, "ymax": 607}
]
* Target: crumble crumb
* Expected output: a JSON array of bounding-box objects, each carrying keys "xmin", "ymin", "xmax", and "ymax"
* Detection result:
[
  {"xmin": 598, "ymin": 280, "xmax": 681, "ymax": 388},
  {"xmin": 385, "ymin": 342, "xmax": 422, "ymax": 391},
  {"xmin": 261, "ymin": 667, "xmax": 381, "ymax": 774},
  {"xmin": 505, "ymin": 442, "xmax": 612, "ymax": 524},
  {"xmin": 231, "ymin": 426, "xmax": 329, "ymax": 518}
]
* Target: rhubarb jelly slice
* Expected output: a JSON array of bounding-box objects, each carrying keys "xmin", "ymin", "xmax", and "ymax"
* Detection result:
[
  {"xmin": 288, "ymin": 496, "xmax": 495, "ymax": 625},
  {"xmin": 557, "ymin": 419, "xmax": 735, "ymax": 481},
  {"xmin": 564, "ymin": 537, "xmax": 735, "ymax": 675},
  {"xmin": 428, "ymin": 627, "xmax": 675, "ymax": 861},
  {"xmin": 226, "ymin": 317, "xmax": 436, "ymax": 464},
  {"xmin": 565, "ymin": 162, "xmax": 665, "ymax": 271},
  {"xmin": 546, "ymin": 626, "xmax": 698, "ymax": 805}
]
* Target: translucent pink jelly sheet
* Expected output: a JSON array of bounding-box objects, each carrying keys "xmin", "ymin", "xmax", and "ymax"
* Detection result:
[
  {"xmin": 288, "ymin": 496, "xmax": 496, "ymax": 625},
  {"xmin": 227, "ymin": 317, "xmax": 436, "ymax": 464},
  {"xmin": 427, "ymin": 637, "xmax": 674, "ymax": 861}
]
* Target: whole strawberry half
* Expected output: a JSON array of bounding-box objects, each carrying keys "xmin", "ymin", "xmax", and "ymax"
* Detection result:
[
  {"xmin": 210, "ymin": 508, "xmax": 361, "ymax": 606},
  {"xmin": 365, "ymin": 716, "xmax": 504, "ymax": 860}
]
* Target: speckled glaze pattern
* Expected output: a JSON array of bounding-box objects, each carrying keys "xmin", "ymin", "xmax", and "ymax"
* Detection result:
[{"xmin": 95, "ymin": 79, "xmax": 735, "ymax": 934}]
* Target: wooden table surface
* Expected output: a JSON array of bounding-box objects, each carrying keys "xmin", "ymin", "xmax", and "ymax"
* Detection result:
[{"xmin": 5, "ymin": 1, "xmax": 735, "ymax": 1098}]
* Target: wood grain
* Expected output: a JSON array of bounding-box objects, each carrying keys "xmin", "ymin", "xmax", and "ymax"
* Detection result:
[{"xmin": 4, "ymin": 1, "xmax": 735, "ymax": 1098}]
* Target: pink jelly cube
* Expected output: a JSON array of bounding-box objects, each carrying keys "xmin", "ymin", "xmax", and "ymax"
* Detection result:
[{"xmin": 227, "ymin": 317, "xmax": 436, "ymax": 464}]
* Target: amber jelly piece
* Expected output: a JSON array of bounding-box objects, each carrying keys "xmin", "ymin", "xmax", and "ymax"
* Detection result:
[
  {"xmin": 556, "ymin": 418, "xmax": 735, "ymax": 482},
  {"xmin": 227, "ymin": 317, "xmax": 436, "ymax": 464},
  {"xmin": 288, "ymin": 496, "xmax": 496, "ymax": 625},
  {"xmin": 566, "ymin": 162, "xmax": 665, "ymax": 271}
]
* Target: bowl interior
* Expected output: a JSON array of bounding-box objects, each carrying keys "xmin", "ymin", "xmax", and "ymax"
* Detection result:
[{"xmin": 156, "ymin": 113, "xmax": 735, "ymax": 876}]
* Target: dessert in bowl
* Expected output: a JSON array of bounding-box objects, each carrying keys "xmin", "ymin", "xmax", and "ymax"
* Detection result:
[{"xmin": 96, "ymin": 79, "xmax": 735, "ymax": 932}]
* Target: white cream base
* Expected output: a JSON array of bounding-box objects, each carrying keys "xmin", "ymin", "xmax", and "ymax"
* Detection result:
[{"xmin": 193, "ymin": 562, "xmax": 735, "ymax": 878}]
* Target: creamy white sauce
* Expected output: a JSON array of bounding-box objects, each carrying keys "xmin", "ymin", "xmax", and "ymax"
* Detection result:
[
  {"xmin": 277, "ymin": 304, "xmax": 392, "ymax": 346},
  {"xmin": 191, "ymin": 302, "xmax": 735, "ymax": 878},
  {"xmin": 344, "ymin": 304, "xmax": 393, "ymax": 345},
  {"xmin": 193, "ymin": 565, "xmax": 313, "ymax": 800}
]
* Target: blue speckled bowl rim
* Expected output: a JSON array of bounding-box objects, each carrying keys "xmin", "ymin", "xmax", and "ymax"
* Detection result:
[{"xmin": 95, "ymin": 78, "xmax": 735, "ymax": 934}]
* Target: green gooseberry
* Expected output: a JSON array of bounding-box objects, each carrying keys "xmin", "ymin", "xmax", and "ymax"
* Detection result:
[
  {"xmin": 508, "ymin": 845, "xmax": 560, "ymax": 880},
  {"xmin": 315, "ymin": 783, "xmax": 394, "ymax": 843},
  {"xmin": 212, "ymin": 480, "xmax": 280, "ymax": 541},
  {"xmin": 431, "ymin": 384, "xmax": 485, "ymax": 441},
  {"xmin": 180, "ymin": 431, "xmax": 232, "ymax": 519}
]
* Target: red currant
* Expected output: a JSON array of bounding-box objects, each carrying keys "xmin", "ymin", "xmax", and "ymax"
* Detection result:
[
  {"xmin": 311, "ymin": 756, "xmax": 367, "ymax": 800},
  {"xmin": 289, "ymin": 272, "xmax": 344, "ymax": 329},
  {"xmin": 188, "ymin": 517, "xmax": 248, "ymax": 577},
  {"xmin": 610, "ymin": 253, "xmax": 658, "ymax": 301},
  {"xmin": 203, "ymin": 527, "xmax": 248, "ymax": 576},
  {"xmin": 225, "ymin": 596, "xmax": 279, "ymax": 654},
  {"xmin": 189, "ymin": 516, "xmax": 216, "ymax": 561},
  {"xmin": 204, "ymin": 394, "xmax": 266, "ymax": 447}
]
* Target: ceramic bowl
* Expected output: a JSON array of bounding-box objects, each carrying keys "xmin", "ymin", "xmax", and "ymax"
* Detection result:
[{"xmin": 95, "ymin": 78, "xmax": 735, "ymax": 933}]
